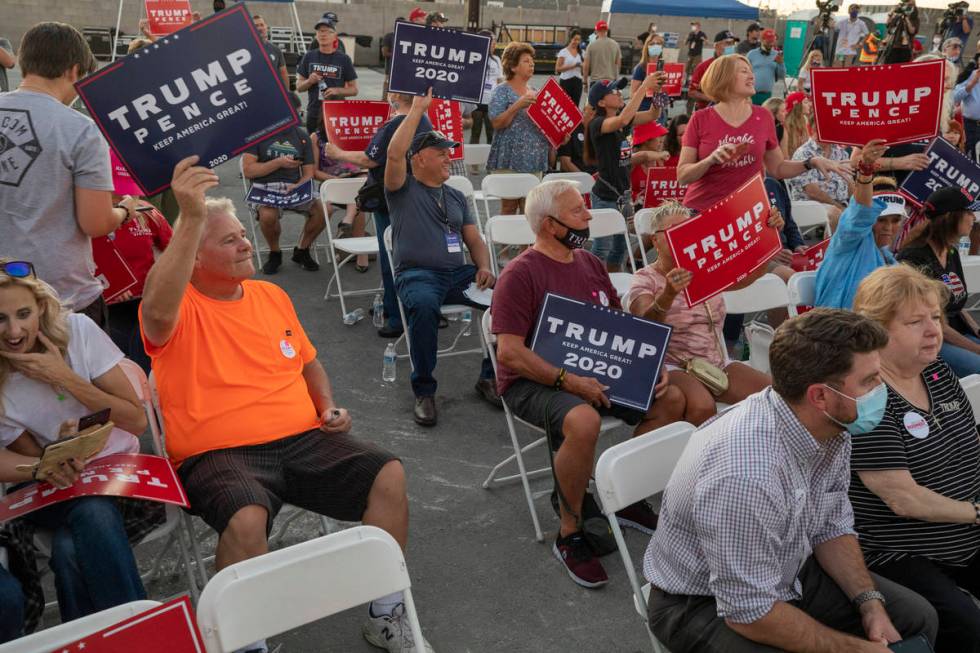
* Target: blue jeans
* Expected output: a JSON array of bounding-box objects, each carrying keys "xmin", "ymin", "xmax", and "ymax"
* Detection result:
[
  {"xmin": 373, "ymin": 211, "xmax": 402, "ymax": 330},
  {"xmin": 940, "ymin": 334, "xmax": 980, "ymax": 377},
  {"xmin": 589, "ymin": 195, "xmax": 628, "ymax": 269},
  {"xmin": 0, "ymin": 567, "xmax": 24, "ymax": 643},
  {"xmin": 394, "ymin": 265, "xmax": 494, "ymax": 397},
  {"xmin": 23, "ymin": 496, "xmax": 145, "ymax": 622}
]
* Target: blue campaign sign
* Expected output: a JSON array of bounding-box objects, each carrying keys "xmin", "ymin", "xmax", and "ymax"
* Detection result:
[
  {"xmin": 899, "ymin": 137, "xmax": 980, "ymax": 209},
  {"xmin": 388, "ymin": 22, "xmax": 490, "ymax": 104},
  {"xmin": 529, "ymin": 293, "xmax": 672, "ymax": 412},
  {"xmin": 75, "ymin": 3, "xmax": 298, "ymax": 196},
  {"xmin": 245, "ymin": 179, "xmax": 314, "ymax": 208}
]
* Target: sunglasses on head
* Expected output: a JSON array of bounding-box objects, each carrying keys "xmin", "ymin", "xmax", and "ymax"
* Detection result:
[{"xmin": 1, "ymin": 261, "xmax": 35, "ymax": 279}]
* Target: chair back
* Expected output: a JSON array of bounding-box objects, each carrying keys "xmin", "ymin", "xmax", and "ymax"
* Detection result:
[
  {"xmin": 589, "ymin": 208, "xmax": 637, "ymax": 273},
  {"xmin": 463, "ymin": 143, "xmax": 491, "ymax": 167},
  {"xmin": 445, "ymin": 175, "xmax": 475, "ymax": 198},
  {"xmin": 632, "ymin": 208, "xmax": 655, "ymax": 267},
  {"xmin": 484, "ymin": 215, "xmax": 535, "ymax": 275},
  {"xmin": 542, "ymin": 171, "xmax": 596, "ymax": 195},
  {"xmin": 722, "ymin": 274, "xmax": 791, "ymax": 315},
  {"xmin": 196, "ymin": 526, "xmax": 422, "ymax": 653},
  {"xmin": 480, "ymin": 173, "xmax": 540, "ymax": 200},
  {"xmin": 961, "ymin": 374, "xmax": 980, "ymax": 424},
  {"xmin": 961, "ymin": 256, "xmax": 980, "ymax": 290},
  {"xmin": 0, "ymin": 601, "xmax": 162, "ymax": 653},
  {"xmin": 319, "ymin": 177, "xmax": 367, "ymax": 207},
  {"xmin": 787, "ymin": 270, "xmax": 817, "ymax": 317},
  {"xmin": 790, "ymin": 200, "xmax": 830, "ymax": 231}
]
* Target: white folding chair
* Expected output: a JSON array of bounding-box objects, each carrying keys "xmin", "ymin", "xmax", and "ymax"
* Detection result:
[
  {"xmin": 790, "ymin": 200, "xmax": 831, "ymax": 239},
  {"xmin": 590, "ymin": 208, "xmax": 638, "ymax": 300},
  {"xmin": 960, "ymin": 374, "xmax": 980, "ymax": 423},
  {"xmin": 542, "ymin": 171, "xmax": 596, "ymax": 196},
  {"xmin": 196, "ymin": 526, "xmax": 426, "ymax": 653},
  {"xmin": 319, "ymin": 178, "xmax": 381, "ymax": 315},
  {"xmin": 594, "ymin": 422, "xmax": 695, "ymax": 653},
  {"xmin": 481, "ymin": 311, "xmax": 625, "ymax": 542},
  {"xmin": 786, "ymin": 270, "xmax": 817, "ymax": 318},
  {"xmin": 0, "ymin": 600, "xmax": 162, "ymax": 653},
  {"xmin": 961, "ymin": 255, "xmax": 980, "ymax": 290},
  {"xmin": 478, "ymin": 173, "xmax": 540, "ymax": 224},
  {"xmin": 463, "ymin": 143, "xmax": 491, "ymax": 168},
  {"xmin": 484, "ymin": 214, "xmax": 535, "ymax": 276},
  {"xmin": 722, "ymin": 274, "xmax": 791, "ymax": 375},
  {"xmin": 632, "ymin": 208, "xmax": 654, "ymax": 268},
  {"xmin": 445, "ymin": 175, "xmax": 482, "ymax": 229}
]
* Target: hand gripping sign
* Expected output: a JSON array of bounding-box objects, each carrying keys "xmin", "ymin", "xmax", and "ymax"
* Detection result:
[
  {"xmin": 659, "ymin": 62, "xmax": 685, "ymax": 97},
  {"xmin": 900, "ymin": 137, "xmax": 980, "ymax": 209},
  {"xmin": 810, "ymin": 60, "xmax": 945, "ymax": 147},
  {"xmin": 790, "ymin": 238, "xmax": 830, "ymax": 273},
  {"xmin": 526, "ymin": 78, "xmax": 582, "ymax": 149},
  {"xmin": 145, "ymin": 0, "xmax": 193, "ymax": 36},
  {"xmin": 427, "ymin": 98, "xmax": 465, "ymax": 161},
  {"xmin": 643, "ymin": 167, "xmax": 686, "ymax": 208},
  {"xmin": 530, "ymin": 293, "xmax": 672, "ymax": 412},
  {"xmin": 245, "ymin": 179, "xmax": 315, "ymax": 209},
  {"xmin": 75, "ymin": 3, "xmax": 298, "ymax": 195},
  {"xmin": 59, "ymin": 597, "xmax": 206, "ymax": 652},
  {"xmin": 321, "ymin": 100, "xmax": 392, "ymax": 152},
  {"xmin": 388, "ymin": 21, "xmax": 491, "ymax": 103},
  {"xmin": 665, "ymin": 174, "xmax": 781, "ymax": 307}
]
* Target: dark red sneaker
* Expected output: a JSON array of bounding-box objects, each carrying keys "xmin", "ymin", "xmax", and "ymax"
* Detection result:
[
  {"xmin": 616, "ymin": 500, "xmax": 659, "ymax": 535},
  {"xmin": 553, "ymin": 531, "xmax": 609, "ymax": 589}
]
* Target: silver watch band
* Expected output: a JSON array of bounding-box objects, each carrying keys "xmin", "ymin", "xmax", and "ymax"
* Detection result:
[{"xmin": 852, "ymin": 589, "xmax": 887, "ymax": 610}]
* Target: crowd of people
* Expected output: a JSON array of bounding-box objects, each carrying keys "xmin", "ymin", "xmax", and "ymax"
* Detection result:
[{"xmin": 2, "ymin": 5, "xmax": 980, "ymax": 653}]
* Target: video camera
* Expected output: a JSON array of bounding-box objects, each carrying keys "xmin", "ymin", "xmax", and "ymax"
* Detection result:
[
  {"xmin": 815, "ymin": 0, "xmax": 840, "ymax": 29},
  {"xmin": 893, "ymin": 0, "xmax": 917, "ymax": 18}
]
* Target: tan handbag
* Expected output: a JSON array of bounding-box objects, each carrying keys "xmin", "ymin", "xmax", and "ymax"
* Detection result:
[{"xmin": 684, "ymin": 303, "xmax": 730, "ymax": 397}]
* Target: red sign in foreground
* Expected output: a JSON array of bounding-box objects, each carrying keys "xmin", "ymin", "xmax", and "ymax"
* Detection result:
[
  {"xmin": 666, "ymin": 174, "xmax": 781, "ymax": 307},
  {"xmin": 144, "ymin": 0, "xmax": 193, "ymax": 36},
  {"xmin": 648, "ymin": 62, "xmax": 684, "ymax": 97},
  {"xmin": 427, "ymin": 99, "xmax": 464, "ymax": 161},
  {"xmin": 810, "ymin": 60, "xmax": 944, "ymax": 147},
  {"xmin": 0, "ymin": 454, "xmax": 188, "ymax": 524},
  {"xmin": 527, "ymin": 78, "xmax": 582, "ymax": 149},
  {"xmin": 321, "ymin": 100, "xmax": 392, "ymax": 152},
  {"xmin": 91, "ymin": 237, "xmax": 139, "ymax": 303},
  {"xmin": 60, "ymin": 596, "xmax": 205, "ymax": 652},
  {"xmin": 642, "ymin": 167, "xmax": 686, "ymax": 208}
]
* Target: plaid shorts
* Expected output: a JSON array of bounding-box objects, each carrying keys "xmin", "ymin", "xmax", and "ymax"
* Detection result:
[{"xmin": 177, "ymin": 429, "xmax": 397, "ymax": 535}]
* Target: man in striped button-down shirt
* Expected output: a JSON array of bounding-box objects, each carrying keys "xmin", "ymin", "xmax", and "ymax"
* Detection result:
[{"xmin": 643, "ymin": 309, "xmax": 938, "ymax": 653}]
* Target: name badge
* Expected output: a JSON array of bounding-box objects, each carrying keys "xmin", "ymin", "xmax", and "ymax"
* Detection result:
[
  {"xmin": 903, "ymin": 411, "xmax": 929, "ymax": 439},
  {"xmin": 446, "ymin": 232, "xmax": 462, "ymax": 253}
]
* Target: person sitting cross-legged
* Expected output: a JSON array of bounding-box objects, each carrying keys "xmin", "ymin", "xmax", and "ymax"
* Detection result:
[
  {"xmin": 492, "ymin": 179, "xmax": 685, "ymax": 589},
  {"xmin": 139, "ymin": 158, "xmax": 431, "ymax": 653}
]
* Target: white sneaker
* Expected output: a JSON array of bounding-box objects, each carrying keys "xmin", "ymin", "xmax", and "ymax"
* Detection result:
[{"xmin": 361, "ymin": 603, "xmax": 435, "ymax": 653}]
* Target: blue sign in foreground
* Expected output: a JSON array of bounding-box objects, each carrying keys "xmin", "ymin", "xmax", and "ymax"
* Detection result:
[
  {"xmin": 75, "ymin": 3, "xmax": 298, "ymax": 195},
  {"xmin": 245, "ymin": 179, "xmax": 314, "ymax": 208},
  {"xmin": 900, "ymin": 137, "xmax": 980, "ymax": 209},
  {"xmin": 388, "ymin": 22, "xmax": 491, "ymax": 103},
  {"xmin": 529, "ymin": 293, "xmax": 672, "ymax": 412}
]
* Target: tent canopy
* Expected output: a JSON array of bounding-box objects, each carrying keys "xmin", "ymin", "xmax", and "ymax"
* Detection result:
[{"xmin": 602, "ymin": 0, "xmax": 759, "ymax": 21}]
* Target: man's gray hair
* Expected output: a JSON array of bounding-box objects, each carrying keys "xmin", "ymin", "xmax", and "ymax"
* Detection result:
[
  {"xmin": 635, "ymin": 200, "xmax": 691, "ymax": 236},
  {"xmin": 205, "ymin": 197, "xmax": 238, "ymax": 221},
  {"xmin": 524, "ymin": 180, "xmax": 580, "ymax": 234}
]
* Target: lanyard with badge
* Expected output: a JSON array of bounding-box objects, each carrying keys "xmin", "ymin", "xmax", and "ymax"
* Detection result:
[{"xmin": 434, "ymin": 186, "xmax": 462, "ymax": 254}]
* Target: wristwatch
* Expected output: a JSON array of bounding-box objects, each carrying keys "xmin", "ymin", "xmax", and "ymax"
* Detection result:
[
  {"xmin": 803, "ymin": 157, "xmax": 814, "ymax": 171},
  {"xmin": 852, "ymin": 589, "xmax": 887, "ymax": 611}
]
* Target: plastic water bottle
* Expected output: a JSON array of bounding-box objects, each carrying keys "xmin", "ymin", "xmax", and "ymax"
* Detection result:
[
  {"xmin": 461, "ymin": 309, "xmax": 472, "ymax": 336},
  {"xmin": 382, "ymin": 343, "xmax": 397, "ymax": 382},
  {"xmin": 959, "ymin": 236, "xmax": 971, "ymax": 259},
  {"xmin": 342, "ymin": 308, "xmax": 365, "ymax": 326},
  {"xmin": 372, "ymin": 293, "xmax": 384, "ymax": 328}
]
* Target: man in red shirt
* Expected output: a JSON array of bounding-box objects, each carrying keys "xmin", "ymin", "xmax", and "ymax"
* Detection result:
[{"xmin": 687, "ymin": 30, "xmax": 735, "ymax": 113}]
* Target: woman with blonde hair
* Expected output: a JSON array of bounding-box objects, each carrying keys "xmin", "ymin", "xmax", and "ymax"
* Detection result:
[
  {"xmin": 795, "ymin": 48, "xmax": 824, "ymax": 93},
  {"xmin": 630, "ymin": 33, "xmax": 670, "ymax": 122},
  {"xmin": 851, "ymin": 264, "xmax": 980, "ymax": 653},
  {"xmin": 780, "ymin": 91, "xmax": 810, "ymax": 158}
]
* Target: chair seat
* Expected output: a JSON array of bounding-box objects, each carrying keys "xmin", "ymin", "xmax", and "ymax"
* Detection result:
[
  {"xmin": 333, "ymin": 237, "xmax": 379, "ymax": 256},
  {"xmin": 609, "ymin": 272, "xmax": 635, "ymax": 301}
]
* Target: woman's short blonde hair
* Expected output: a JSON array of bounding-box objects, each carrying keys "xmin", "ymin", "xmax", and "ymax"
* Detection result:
[
  {"xmin": 700, "ymin": 54, "xmax": 751, "ymax": 103},
  {"xmin": 853, "ymin": 264, "xmax": 949, "ymax": 328},
  {"xmin": 635, "ymin": 200, "xmax": 690, "ymax": 236},
  {"xmin": 501, "ymin": 42, "xmax": 535, "ymax": 80}
]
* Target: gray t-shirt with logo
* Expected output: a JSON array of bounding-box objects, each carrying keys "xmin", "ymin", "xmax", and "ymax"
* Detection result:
[
  {"xmin": 385, "ymin": 176, "xmax": 474, "ymax": 273},
  {"xmin": 0, "ymin": 90, "xmax": 112, "ymax": 310}
]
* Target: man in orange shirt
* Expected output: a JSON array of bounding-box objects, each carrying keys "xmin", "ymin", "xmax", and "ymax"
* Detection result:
[{"xmin": 140, "ymin": 157, "xmax": 432, "ymax": 653}]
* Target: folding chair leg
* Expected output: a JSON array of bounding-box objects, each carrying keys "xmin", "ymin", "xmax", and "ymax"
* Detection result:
[
  {"xmin": 484, "ymin": 411, "xmax": 544, "ymax": 542},
  {"xmin": 173, "ymin": 523, "xmax": 201, "ymax": 604},
  {"xmin": 318, "ymin": 515, "xmax": 332, "ymax": 536},
  {"xmin": 182, "ymin": 512, "xmax": 209, "ymax": 590}
]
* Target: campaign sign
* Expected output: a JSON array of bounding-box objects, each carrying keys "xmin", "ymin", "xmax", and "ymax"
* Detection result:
[
  {"xmin": 790, "ymin": 238, "xmax": 830, "ymax": 272},
  {"xmin": 899, "ymin": 137, "xmax": 980, "ymax": 209},
  {"xmin": 145, "ymin": 0, "xmax": 193, "ymax": 36},
  {"xmin": 389, "ymin": 21, "xmax": 491, "ymax": 103},
  {"xmin": 0, "ymin": 454, "xmax": 189, "ymax": 524},
  {"xmin": 665, "ymin": 174, "xmax": 781, "ymax": 307},
  {"xmin": 529, "ymin": 293, "xmax": 671, "ymax": 412},
  {"xmin": 60, "ymin": 597, "xmax": 206, "ymax": 652},
  {"xmin": 643, "ymin": 166, "xmax": 686, "ymax": 208},
  {"xmin": 810, "ymin": 60, "xmax": 944, "ymax": 146},
  {"xmin": 75, "ymin": 3, "xmax": 298, "ymax": 196},
  {"xmin": 321, "ymin": 100, "xmax": 391, "ymax": 152},
  {"xmin": 427, "ymin": 99, "xmax": 465, "ymax": 161},
  {"xmin": 527, "ymin": 78, "xmax": 582, "ymax": 149},
  {"xmin": 245, "ymin": 179, "xmax": 314, "ymax": 208},
  {"xmin": 92, "ymin": 236, "xmax": 139, "ymax": 302},
  {"xmin": 660, "ymin": 62, "xmax": 685, "ymax": 97}
]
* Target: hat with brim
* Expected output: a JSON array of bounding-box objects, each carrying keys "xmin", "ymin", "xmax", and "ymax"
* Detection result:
[
  {"xmin": 409, "ymin": 7, "xmax": 428, "ymax": 21},
  {"xmin": 314, "ymin": 17, "xmax": 336, "ymax": 30},
  {"xmin": 714, "ymin": 30, "xmax": 735, "ymax": 43},
  {"xmin": 588, "ymin": 77, "xmax": 629, "ymax": 108},
  {"xmin": 633, "ymin": 121, "xmax": 668, "ymax": 146},
  {"xmin": 924, "ymin": 186, "xmax": 975, "ymax": 217},
  {"xmin": 874, "ymin": 192, "xmax": 907, "ymax": 218},
  {"xmin": 410, "ymin": 130, "xmax": 460, "ymax": 156}
]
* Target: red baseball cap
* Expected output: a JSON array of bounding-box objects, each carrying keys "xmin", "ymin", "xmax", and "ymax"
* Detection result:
[
  {"xmin": 409, "ymin": 7, "xmax": 427, "ymax": 22},
  {"xmin": 633, "ymin": 122, "xmax": 668, "ymax": 146},
  {"xmin": 762, "ymin": 28, "xmax": 777, "ymax": 40},
  {"xmin": 595, "ymin": 20, "xmax": 609, "ymax": 31},
  {"xmin": 784, "ymin": 91, "xmax": 807, "ymax": 115}
]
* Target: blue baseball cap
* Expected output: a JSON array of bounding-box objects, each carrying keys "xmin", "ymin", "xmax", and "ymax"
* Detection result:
[
  {"xmin": 410, "ymin": 130, "xmax": 460, "ymax": 156},
  {"xmin": 588, "ymin": 77, "xmax": 629, "ymax": 108}
]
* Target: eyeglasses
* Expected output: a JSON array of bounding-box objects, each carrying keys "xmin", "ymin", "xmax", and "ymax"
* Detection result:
[{"xmin": 0, "ymin": 261, "xmax": 35, "ymax": 279}]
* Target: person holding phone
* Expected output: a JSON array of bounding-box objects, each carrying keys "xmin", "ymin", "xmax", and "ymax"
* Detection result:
[{"xmin": 630, "ymin": 33, "xmax": 670, "ymax": 125}]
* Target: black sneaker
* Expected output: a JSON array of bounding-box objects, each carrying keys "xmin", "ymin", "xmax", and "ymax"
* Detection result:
[
  {"xmin": 292, "ymin": 247, "xmax": 319, "ymax": 271},
  {"xmin": 617, "ymin": 499, "xmax": 659, "ymax": 535},
  {"xmin": 553, "ymin": 531, "xmax": 609, "ymax": 589},
  {"xmin": 262, "ymin": 251, "xmax": 282, "ymax": 275}
]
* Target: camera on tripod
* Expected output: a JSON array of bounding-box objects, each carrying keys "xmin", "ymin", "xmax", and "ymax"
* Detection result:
[
  {"xmin": 893, "ymin": 0, "xmax": 917, "ymax": 18},
  {"xmin": 815, "ymin": 0, "xmax": 840, "ymax": 29}
]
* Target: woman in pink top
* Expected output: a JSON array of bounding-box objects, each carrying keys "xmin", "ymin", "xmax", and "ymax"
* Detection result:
[
  {"xmin": 627, "ymin": 202, "xmax": 773, "ymax": 425},
  {"xmin": 677, "ymin": 55, "xmax": 851, "ymax": 212}
]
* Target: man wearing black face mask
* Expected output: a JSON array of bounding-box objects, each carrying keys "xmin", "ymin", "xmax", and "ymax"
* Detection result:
[{"xmin": 491, "ymin": 180, "xmax": 684, "ymax": 590}]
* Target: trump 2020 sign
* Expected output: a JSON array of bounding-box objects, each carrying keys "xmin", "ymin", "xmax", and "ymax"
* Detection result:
[{"xmin": 388, "ymin": 22, "xmax": 491, "ymax": 103}]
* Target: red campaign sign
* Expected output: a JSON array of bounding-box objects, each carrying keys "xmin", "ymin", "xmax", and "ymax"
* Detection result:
[
  {"xmin": 810, "ymin": 60, "xmax": 945, "ymax": 147},
  {"xmin": 642, "ymin": 166, "xmax": 686, "ymax": 208},
  {"xmin": 665, "ymin": 174, "xmax": 781, "ymax": 307},
  {"xmin": 321, "ymin": 100, "xmax": 392, "ymax": 153},
  {"xmin": 661, "ymin": 63, "xmax": 685, "ymax": 97},
  {"xmin": 790, "ymin": 238, "xmax": 830, "ymax": 272},
  {"xmin": 59, "ymin": 596, "xmax": 205, "ymax": 652},
  {"xmin": 91, "ymin": 236, "xmax": 139, "ymax": 303},
  {"xmin": 427, "ymin": 99, "xmax": 465, "ymax": 161},
  {"xmin": 0, "ymin": 454, "xmax": 188, "ymax": 524},
  {"xmin": 527, "ymin": 78, "xmax": 583, "ymax": 149},
  {"xmin": 144, "ymin": 0, "xmax": 193, "ymax": 36}
]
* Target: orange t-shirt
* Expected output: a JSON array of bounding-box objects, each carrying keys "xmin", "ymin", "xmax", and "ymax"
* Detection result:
[{"xmin": 140, "ymin": 281, "xmax": 320, "ymax": 465}]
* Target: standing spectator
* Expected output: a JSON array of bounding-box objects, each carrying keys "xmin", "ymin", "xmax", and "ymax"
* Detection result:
[
  {"xmin": 0, "ymin": 22, "xmax": 140, "ymax": 329},
  {"xmin": 583, "ymin": 20, "xmax": 621, "ymax": 87},
  {"xmin": 252, "ymin": 14, "xmax": 289, "ymax": 91},
  {"xmin": 746, "ymin": 29, "xmax": 785, "ymax": 105},
  {"xmin": 943, "ymin": 37, "xmax": 964, "ymax": 70},
  {"xmin": 295, "ymin": 18, "xmax": 357, "ymax": 134},
  {"xmin": 735, "ymin": 22, "xmax": 762, "ymax": 55},
  {"xmin": 631, "ymin": 33, "xmax": 670, "ymax": 119},
  {"xmin": 954, "ymin": 66, "xmax": 980, "ymax": 159},
  {"xmin": 425, "ymin": 12, "xmax": 448, "ymax": 28},
  {"xmin": 796, "ymin": 49, "xmax": 824, "ymax": 92},
  {"xmin": 471, "ymin": 30, "xmax": 502, "ymax": 147},
  {"xmin": 408, "ymin": 7, "xmax": 427, "ymax": 25},
  {"xmin": 688, "ymin": 31, "xmax": 736, "ymax": 112},
  {"xmin": 487, "ymin": 42, "xmax": 551, "ymax": 215},
  {"xmin": 835, "ymin": 5, "xmax": 869, "ymax": 67},
  {"xmin": 0, "ymin": 37, "xmax": 14, "ymax": 93},
  {"xmin": 555, "ymin": 31, "xmax": 584, "ymax": 107},
  {"xmin": 685, "ymin": 21, "xmax": 708, "ymax": 83},
  {"xmin": 636, "ymin": 21, "xmax": 659, "ymax": 48},
  {"xmin": 944, "ymin": 8, "xmax": 973, "ymax": 53},
  {"xmin": 882, "ymin": 0, "xmax": 919, "ymax": 64},
  {"xmin": 381, "ymin": 21, "xmax": 398, "ymax": 96},
  {"xmin": 305, "ymin": 12, "xmax": 346, "ymax": 55}
]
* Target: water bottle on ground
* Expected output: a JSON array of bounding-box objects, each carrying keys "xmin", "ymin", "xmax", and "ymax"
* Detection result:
[
  {"xmin": 462, "ymin": 309, "xmax": 473, "ymax": 336},
  {"xmin": 343, "ymin": 308, "xmax": 365, "ymax": 326},
  {"xmin": 382, "ymin": 343, "xmax": 397, "ymax": 382},
  {"xmin": 959, "ymin": 236, "xmax": 971, "ymax": 259},
  {"xmin": 372, "ymin": 293, "xmax": 384, "ymax": 328}
]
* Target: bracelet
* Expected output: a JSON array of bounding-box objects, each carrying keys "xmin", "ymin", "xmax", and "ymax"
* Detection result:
[
  {"xmin": 857, "ymin": 160, "xmax": 876, "ymax": 177},
  {"xmin": 554, "ymin": 367, "xmax": 567, "ymax": 390},
  {"xmin": 803, "ymin": 157, "xmax": 814, "ymax": 171},
  {"xmin": 856, "ymin": 176, "xmax": 873, "ymax": 185},
  {"xmin": 30, "ymin": 463, "xmax": 39, "ymax": 481}
]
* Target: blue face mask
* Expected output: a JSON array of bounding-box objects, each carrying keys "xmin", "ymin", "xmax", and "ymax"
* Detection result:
[
  {"xmin": 648, "ymin": 45, "xmax": 663, "ymax": 56},
  {"xmin": 823, "ymin": 383, "xmax": 887, "ymax": 434},
  {"xmin": 723, "ymin": 45, "xmax": 736, "ymax": 55}
]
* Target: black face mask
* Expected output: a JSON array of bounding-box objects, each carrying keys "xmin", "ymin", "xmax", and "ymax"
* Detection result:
[{"xmin": 549, "ymin": 215, "xmax": 590, "ymax": 250}]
